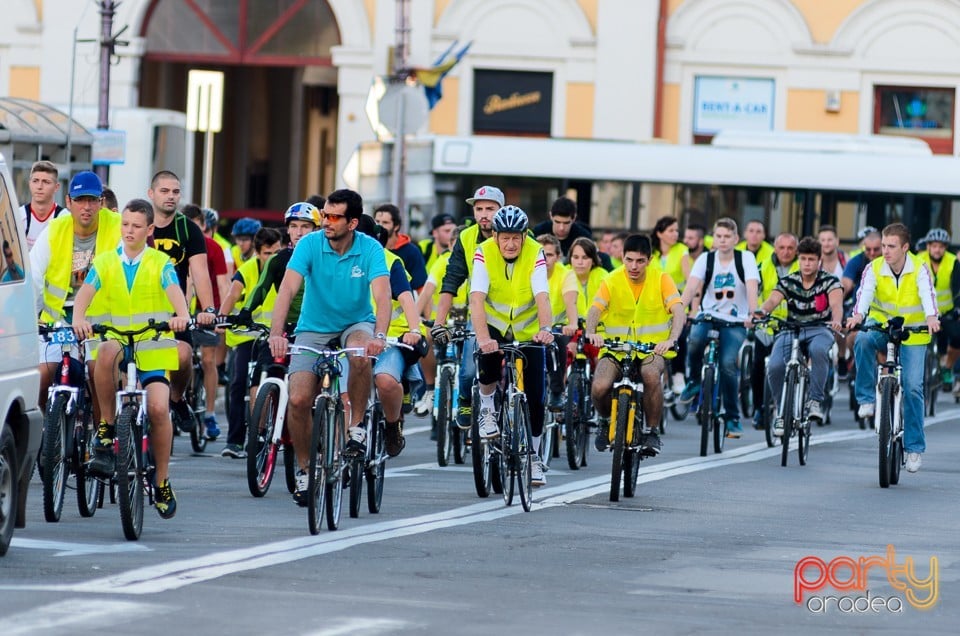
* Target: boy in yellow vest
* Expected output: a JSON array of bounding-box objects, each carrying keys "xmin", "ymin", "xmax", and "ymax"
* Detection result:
[
  {"xmin": 847, "ymin": 223, "xmax": 939, "ymax": 474},
  {"xmin": 586, "ymin": 234, "xmax": 685, "ymax": 456},
  {"xmin": 73, "ymin": 199, "xmax": 192, "ymax": 519}
]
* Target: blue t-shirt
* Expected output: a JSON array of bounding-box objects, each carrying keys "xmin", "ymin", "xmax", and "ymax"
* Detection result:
[
  {"xmin": 288, "ymin": 230, "xmax": 389, "ymax": 333},
  {"xmin": 388, "ymin": 258, "xmax": 412, "ymax": 300},
  {"xmin": 841, "ymin": 252, "xmax": 871, "ymax": 310}
]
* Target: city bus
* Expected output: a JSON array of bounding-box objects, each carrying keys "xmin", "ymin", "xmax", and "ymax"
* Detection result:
[{"xmin": 355, "ymin": 131, "xmax": 960, "ymax": 246}]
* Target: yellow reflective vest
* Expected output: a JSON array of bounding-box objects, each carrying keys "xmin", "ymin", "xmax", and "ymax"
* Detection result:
[
  {"xmin": 759, "ymin": 256, "xmax": 799, "ymax": 320},
  {"xmin": 40, "ymin": 208, "xmax": 121, "ymax": 324},
  {"xmin": 479, "ymin": 237, "xmax": 543, "ymax": 340},
  {"xmin": 867, "ymin": 254, "xmax": 932, "ymax": 345},
  {"xmin": 573, "ymin": 267, "xmax": 608, "ymax": 319},
  {"xmin": 653, "ymin": 242, "xmax": 689, "ymax": 291},
  {"xmin": 428, "ymin": 251, "xmax": 467, "ymax": 320},
  {"xmin": 226, "ymin": 257, "xmax": 275, "ymax": 346},
  {"xmin": 918, "ymin": 250, "xmax": 956, "ymax": 314},
  {"xmin": 547, "ymin": 262, "xmax": 571, "ymax": 324},
  {"xmin": 737, "ymin": 240, "xmax": 774, "ymax": 266},
  {"xmin": 596, "ymin": 267, "xmax": 677, "ymax": 359},
  {"xmin": 384, "ymin": 250, "xmax": 417, "ymax": 338},
  {"xmin": 92, "ymin": 248, "xmax": 178, "ymax": 371}
]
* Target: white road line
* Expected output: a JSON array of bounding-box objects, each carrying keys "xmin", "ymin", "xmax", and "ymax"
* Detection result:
[
  {"xmin": 0, "ymin": 599, "xmax": 167, "ymax": 635},
  {"xmin": 2, "ymin": 413, "xmax": 951, "ymax": 596},
  {"xmin": 10, "ymin": 538, "xmax": 153, "ymax": 556},
  {"xmin": 304, "ymin": 618, "xmax": 412, "ymax": 636}
]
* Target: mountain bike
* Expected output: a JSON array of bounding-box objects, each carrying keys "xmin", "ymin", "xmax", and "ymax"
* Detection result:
[
  {"xmin": 38, "ymin": 324, "xmax": 99, "ymax": 521},
  {"xmin": 433, "ymin": 320, "xmax": 469, "ymax": 467},
  {"xmin": 289, "ymin": 344, "xmax": 365, "ymax": 534},
  {"xmin": 597, "ymin": 339, "xmax": 669, "ymax": 502},
  {"xmin": 92, "ymin": 320, "xmax": 182, "ymax": 541},
  {"xmin": 690, "ymin": 316, "xmax": 741, "ymax": 457},
  {"xmin": 854, "ymin": 317, "xmax": 928, "ymax": 488},
  {"xmin": 563, "ymin": 325, "xmax": 594, "ymax": 470}
]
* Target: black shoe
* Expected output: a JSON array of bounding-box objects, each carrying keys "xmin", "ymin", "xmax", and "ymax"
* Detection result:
[
  {"xmin": 547, "ymin": 391, "xmax": 564, "ymax": 412},
  {"xmin": 217, "ymin": 364, "xmax": 228, "ymax": 386},
  {"xmin": 594, "ymin": 419, "xmax": 610, "ymax": 452},
  {"xmin": 385, "ymin": 421, "xmax": 405, "ymax": 458},
  {"xmin": 639, "ymin": 432, "xmax": 662, "ymax": 457},
  {"xmin": 88, "ymin": 446, "xmax": 115, "ymax": 479},
  {"xmin": 293, "ymin": 470, "xmax": 309, "ymax": 507},
  {"xmin": 343, "ymin": 426, "xmax": 367, "ymax": 458},
  {"xmin": 171, "ymin": 399, "xmax": 195, "ymax": 433},
  {"xmin": 154, "ymin": 479, "xmax": 178, "ymax": 519}
]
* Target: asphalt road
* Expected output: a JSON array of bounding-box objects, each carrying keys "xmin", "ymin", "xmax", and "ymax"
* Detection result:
[{"xmin": 2, "ymin": 386, "xmax": 958, "ymax": 635}]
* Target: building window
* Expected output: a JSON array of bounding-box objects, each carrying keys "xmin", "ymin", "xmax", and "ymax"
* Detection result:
[{"xmin": 874, "ymin": 86, "xmax": 955, "ymax": 154}]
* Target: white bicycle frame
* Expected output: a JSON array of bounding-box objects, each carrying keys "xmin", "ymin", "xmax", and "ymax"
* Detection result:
[{"xmin": 873, "ymin": 339, "xmax": 904, "ymax": 439}]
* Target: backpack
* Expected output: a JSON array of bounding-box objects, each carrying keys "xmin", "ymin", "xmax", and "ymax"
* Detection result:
[
  {"xmin": 23, "ymin": 203, "xmax": 66, "ymax": 235},
  {"xmin": 703, "ymin": 250, "xmax": 746, "ymax": 290}
]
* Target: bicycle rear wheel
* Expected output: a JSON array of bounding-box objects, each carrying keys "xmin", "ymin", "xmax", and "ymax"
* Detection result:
[
  {"xmin": 610, "ymin": 391, "xmax": 630, "ymax": 502},
  {"xmin": 283, "ymin": 442, "xmax": 297, "ymax": 493},
  {"xmin": 622, "ymin": 450, "xmax": 641, "ymax": 498},
  {"xmin": 515, "ymin": 396, "xmax": 533, "ymax": 512},
  {"xmin": 797, "ymin": 418, "xmax": 810, "ymax": 466},
  {"xmin": 436, "ymin": 368, "xmax": 454, "ymax": 467},
  {"xmin": 500, "ymin": 405, "xmax": 514, "ymax": 507},
  {"xmin": 878, "ymin": 378, "xmax": 894, "ymax": 488},
  {"xmin": 367, "ymin": 416, "xmax": 385, "ymax": 514},
  {"xmin": 348, "ymin": 455, "xmax": 364, "ymax": 518},
  {"xmin": 698, "ymin": 368, "xmax": 714, "ymax": 457},
  {"xmin": 116, "ymin": 404, "xmax": 143, "ymax": 541},
  {"xmin": 247, "ymin": 384, "xmax": 280, "ymax": 497},
  {"xmin": 188, "ymin": 368, "xmax": 207, "ymax": 453},
  {"xmin": 564, "ymin": 370, "xmax": 585, "ymax": 470},
  {"xmin": 307, "ymin": 399, "xmax": 328, "ymax": 535},
  {"xmin": 780, "ymin": 368, "xmax": 796, "ymax": 467},
  {"xmin": 41, "ymin": 395, "xmax": 69, "ymax": 523},
  {"xmin": 324, "ymin": 400, "xmax": 345, "ymax": 530},
  {"xmin": 75, "ymin": 415, "xmax": 100, "ymax": 518}
]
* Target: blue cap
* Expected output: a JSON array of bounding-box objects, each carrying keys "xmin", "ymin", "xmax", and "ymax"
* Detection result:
[{"xmin": 69, "ymin": 171, "xmax": 103, "ymax": 199}]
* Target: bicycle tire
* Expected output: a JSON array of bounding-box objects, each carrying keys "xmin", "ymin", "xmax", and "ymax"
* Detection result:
[
  {"xmin": 307, "ymin": 398, "xmax": 328, "ymax": 535},
  {"xmin": 452, "ymin": 425, "xmax": 467, "ymax": 465},
  {"xmin": 781, "ymin": 368, "xmax": 796, "ymax": 467},
  {"xmin": 116, "ymin": 404, "xmax": 144, "ymax": 541},
  {"xmin": 367, "ymin": 411, "xmax": 385, "ymax": 514},
  {"xmin": 762, "ymin": 374, "xmax": 779, "ymax": 448},
  {"xmin": 348, "ymin": 456, "xmax": 364, "ymax": 518},
  {"xmin": 75, "ymin": 415, "xmax": 100, "ymax": 518},
  {"xmin": 0, "ymin": 424, "xmax": 19, "ymax": 556},
  {"xmin": 540, "ymin": 410, "xmax": 555, "ymax": 469},
  {"xmin": 436, "ymin": 367, "xmax": 454, "ymax": 467},
  {"xmin": 41, "ymin": 394, "xmax": 69, "ymax": 523},
  {"xmin": 925, "ymin": 347, "xmax": 938, "ymax": 417},
  {"xmin": 698, "ymin": 367, "xmax": 714, "ymax": 457},
  {"xmin": 890, "ymin": 399, "xmax": 903, "ymax": 485},
  {"xmin": 188, "ymin": 367, "xmax": 207, "ymax": 453},
  {"xmin": 247, "ymin": 384, "xmax": 281, "ymax": 498},
  {"xmin": 564, "ymin": 370, "xmax": 584, "ymax": 470},
  {"xmin": 324, "ymin": 400, "xmax": 345, "ymax": 531},
  {"xmin": 610, "ymin": 390, "xmax": 631, "ymax": 502},
  {"xmin": 515, "ymin": 396, "xmax": 533, "ymax": 512},
  {"xmin": 738, "ymin": 342, "xmax": 755, "ymax": 419},
  {"xmin": 470, "ymin": 385, "xmax": 491, "ymax": 498},
  {"xmin": 878, "ymin": 378, "xmax": 894, "ymax": 488},
  {"xmin": 283, "ymin": 442, "xmax": 297, "ymax": 494},
  {"xmin": 500, "ymin": 403, "xmax": 514, "ymax": 507},
  {"xmin": 798, "ymin": 415, "xmax": 810, "ymax": 466}
]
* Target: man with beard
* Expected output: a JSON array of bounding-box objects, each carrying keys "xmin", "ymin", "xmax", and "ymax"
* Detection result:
[
  {"xmin": 146, "ymin": 170, "xmax": 216, "ymax": 433},
  {"xmin": 818, "ymin": 225, "xmax": 847, "ymax": 280},
  {"xmin": 374, "ymin": 203, "xmax": 428, "ymax": 290},
  {"xmin": 684, "ymin": 223, "xmax": 707, "ymax": 262},
  {"xmin": 418, "ymin": 212, "xmax": 457, "ymax": 272},
  {"xmin": 532, "ymin": 196, "xmax": 613, "ymax": 270}
]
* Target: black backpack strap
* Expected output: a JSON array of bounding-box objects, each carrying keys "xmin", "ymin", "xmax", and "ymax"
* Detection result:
[
  {"xmin": 705, "ymin": 250, "xmax": 746, "ymax": 289},
  {"xmin": 734, "ymin": 249, "xmax": 745, "ymax": 284},
  {"xmin": 23, "ymin": 204, "xmax": 31, "ymax": 235},
  {"xmin": 704, "ymin": 251, "xmax": 716, "ymax": 289}
]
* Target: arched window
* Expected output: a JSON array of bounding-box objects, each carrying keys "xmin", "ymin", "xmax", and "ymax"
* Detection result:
[{"xmin": 142, "ymin": 0, "xmax": 340, "ymax": 66}]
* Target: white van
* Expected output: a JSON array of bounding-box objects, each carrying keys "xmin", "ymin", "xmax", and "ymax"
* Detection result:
[{"xmin": 0, "ymin": 151, "xmax": 42, "ymax": 556}]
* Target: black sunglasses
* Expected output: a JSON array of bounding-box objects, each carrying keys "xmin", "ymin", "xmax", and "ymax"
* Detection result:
[{"xmin": 715, "ymin": 289, "xmax": 735, "ymax": 300}]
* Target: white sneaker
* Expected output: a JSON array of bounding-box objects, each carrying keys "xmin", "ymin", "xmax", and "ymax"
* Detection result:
[
  {"xmin": 348, "ymin": 426, "xmax": 367, "ymax": 446},
  {"xmin": 806, "ymin": 400, "xmax": 824, "ymax": 422},
  {"xmin": 773, "ymin": 418, "xmax": 784, "ymax": 437},
  {"xmin": 478, "ymin": 407, "xmax": 499, "ymax": 439},
  {"xmin": 905, "ymin": 452, "xmax": 922, "ymax": 473},
  {"xmin": 857, "ymin": 403, "xmax": 875, "ymax": 420},
  {"xmin": 671, "ymin": 373, "xmax": 686, "ymax": 396},
  {"xmin": 530, "ymin": 455, "xmax": 546, "ymax": 486},
  {"xmin": 414, "ymin": 389, "xmax": 434, "ymax": 416}
]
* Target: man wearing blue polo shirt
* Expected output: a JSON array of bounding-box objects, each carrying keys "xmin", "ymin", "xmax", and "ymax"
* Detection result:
[{"xmin": 268, "ymin": 188, "xmax": 392, "ymax": 506}]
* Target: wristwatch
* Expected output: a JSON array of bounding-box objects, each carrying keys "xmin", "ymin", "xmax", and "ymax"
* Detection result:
[
  {"xmin": 375, "ymin": 332, "xmax": 387, "ymax": 341},
  {"xmin": 204, "ymin": 306, "xmax": 217, "ymax": 314}
]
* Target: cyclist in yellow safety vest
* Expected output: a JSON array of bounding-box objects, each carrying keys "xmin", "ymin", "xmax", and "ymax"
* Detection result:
[
  {"xmin": 737, "ymin": 220, "xmax": 775, "ymax": 265},
  {"xmin": 651, "ymin": 215, "xmax": 692, "ymax": 290},
  {"xmin": 538, "ymin": 233, "xmax": 579, "ymax": 409},
  {"xmin": 217, "ymin": 226, "xmax": 283, "ymax": 458},
  {"xmin": 846, "ymin": 223, "xmax": 940, "ymax": 475},
  {"xmin": 230, "ymin": 217, "xmax": 261, "ymax": 268},
  {"xmin": 918, "ymin": 228, "xmax": 960, "ymax": 390},
  {"xmin": 72, "ymin": 199, "xmax": 191, "ymax": 520},
  {"xmin": 470, "ymin": 206, "xmax": 555, "ymax": 486},
  {"xmin": 586, "ymin": 233, "xmax": 685, "ymax": 458}
]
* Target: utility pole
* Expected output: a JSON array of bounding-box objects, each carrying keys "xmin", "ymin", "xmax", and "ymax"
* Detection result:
[
  {"xmin": 390, "ymin": 0, "xmax": 411, "ymax": 222},
  {"xmin": 95, "ymin": 1, "xmax": 128, "ymax": 184}
]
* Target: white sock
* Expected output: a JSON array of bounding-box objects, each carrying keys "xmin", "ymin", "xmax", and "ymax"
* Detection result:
[
  {"xmin": 531, "ymin": 435, "xmax": 540, "ymax": 456},
  {"xmin": 479, "ymin": 390, "xmax": 496, "ymax": 412}
]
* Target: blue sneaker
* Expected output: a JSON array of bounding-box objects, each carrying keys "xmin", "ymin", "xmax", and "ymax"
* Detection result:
[
  {"xmin": 679, "ymin": 381, "xmax": 701, "ymax": 403},
  {"xmin": 725, "ymin": 419, "xmax": 743, "ymax": 439},
  {"xmin": 204, "ymin": 416, "xmax": 221, "ymax": 441}
]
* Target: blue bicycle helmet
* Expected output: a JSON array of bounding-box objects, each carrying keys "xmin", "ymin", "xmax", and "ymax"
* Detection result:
[
  {"xmin": 492, "ymin": 205, "xmax": 528, "ymax": 233},
  {"xmin": 231, "ymin": 217, "xmax": 262, "ymax": 238},
  {"xmin": 202, "ymin": 208, "xmax": 219, "ymax": 232},
  {"xmin": 284, "ymin": 201, "xmax": 322, "ymax": 227}
]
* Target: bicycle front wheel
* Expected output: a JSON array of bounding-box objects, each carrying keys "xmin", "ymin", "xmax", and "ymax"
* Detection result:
[
  {"xmin": 564, "ymin": 370, "xmax": 585, "ymax": 470},
  {"xmin": 324, "ymin": 399, "xmax": 345, "ymax": 530},
  {"xmin": 188, "ymin": 368, "xmax": 207, "ymax": 453},
  {"xmin": 878, "ymin": 378, "xmax": 894, "ymax": 488},
  {"xmin": 436, "ymin": 367, "xmax": 454, "ymax": 467},
  {"xmin": 698, "ymin": 368, "xmax": 714, "ymax": 457},
  {"xmin": 247, "ymin": 383, "xmax": 280, "ymax": 497},
  {"xmin": 41, "ymin": 394, "xmax": 69, "ymax": 523},
  {"xmin": 515, "ymin": 396, "xmax": 533, "ymax": 512},
  {"xmin": 307, "ymin": 399, "xmax": 328, "ymax": 535},
  {"xmin": 75, "ymin": 417, "xmax": 101, "ymax": 518},
  {"xmin": 367, "ymin": 415, "xmax": 385, "ymax": 514},
  {"xmin": 738, "ymin": 342, "xmax": 755, "ymax": 419},
  {"xmin": 780, "ymin": 368, "xmax": 797, "ymax": 467},
  {"xmin": 116, "ymin": 404, "xmax": 144, "ymax": 541},
  {"xmin": 610, "ymin": 390, "xmax": 630, "ymax": 502},
  {"xmin": 470, "ymin": 385, "xmax": 491, "ymax": 498}
]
